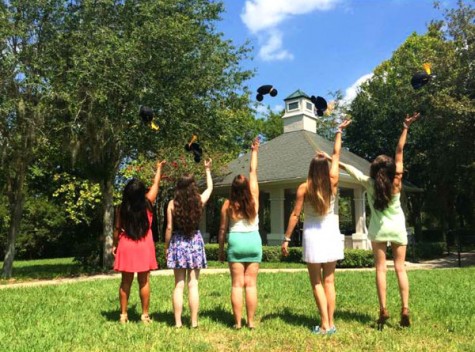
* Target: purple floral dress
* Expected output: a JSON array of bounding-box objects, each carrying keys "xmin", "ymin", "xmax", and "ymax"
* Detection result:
[{"xmin": 166, "ymin": 230, "xmax": 207, "ymax": 269}]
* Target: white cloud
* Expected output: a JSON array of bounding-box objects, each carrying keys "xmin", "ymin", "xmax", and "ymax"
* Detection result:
[
  {"xmin": 258, "ymin": 29, "xmax": 294, "ymax": 61},
  {"xmin": 241, "ymin": 0, "xmax": 340, "ymax": 61},
  {"xmin": 342, "ymin": 73, "xmax": 373, "ymax": 105}
]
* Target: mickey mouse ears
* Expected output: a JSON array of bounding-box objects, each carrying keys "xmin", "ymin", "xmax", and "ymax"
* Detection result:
[
  {"xmin": 310, "ymin": 96, "xmax": 327, "ymax": 116},
  {"xmin": 184, "ymin": 135, "xmax": 203, "ymax": 163},
  {"xmin": 256, "ymin": 85, "xmax": 278, "ymax": 102}
]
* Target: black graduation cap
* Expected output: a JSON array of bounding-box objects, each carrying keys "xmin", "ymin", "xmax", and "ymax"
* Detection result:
[
  {"xmin": 411, "ymin": 63, "xmax": 432, "ymax": 90},
  {"xmin": 310, "ymin": 96, "xmax": 327, "ymax": 116},
  {"xmin": 256, "ymin": 85, "xmax": 278, "ymax": 102},
  {"xmin": 184, "ymin": 135, "xmax": 203, "ymax": 163},
  {"xmin": 139, "ymin": 105, "xmax": 159, "ymax": 130}
]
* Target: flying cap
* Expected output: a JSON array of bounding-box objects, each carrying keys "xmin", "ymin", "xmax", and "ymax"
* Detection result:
[
  {"xmin": 310, "ymin": 96, "xmax": 328, "ymax": 116},
  {"xmin": 139, "ymin": 106, "xmax": 159, "ymax": 130},
  {"xmin": 411, "ymin": 63, "xmax": 433, "ymax": 90},
  {"xmin": 256, "ymin": 85, "xmax": 278, "ymax": 101}
]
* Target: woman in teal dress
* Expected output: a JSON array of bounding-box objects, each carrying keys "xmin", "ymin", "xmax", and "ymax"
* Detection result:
[
  {"xmin": 338, "ymin": 112, "xmax": 419, "ymax": 329},
  {"xmin": 218, "ymin": 138, "xmax": 261, "ymax": 329}
]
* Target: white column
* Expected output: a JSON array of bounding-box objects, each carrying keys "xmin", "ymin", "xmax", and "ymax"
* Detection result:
[
  {"xmin": 352, "ymin": 187, "xmax": 371, "ymax": 249},
  {"xmin": 199, "ymin": 206, "xmax": 210, "ymax": 243},
  {"xmin": 267, "ymin": 188, "xmax": 285, "ymax": 246}
]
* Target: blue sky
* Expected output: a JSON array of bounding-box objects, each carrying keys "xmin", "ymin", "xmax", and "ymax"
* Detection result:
[{"xmin": 217, "ymin": 0, "xmax": 458, "ymax": 113}]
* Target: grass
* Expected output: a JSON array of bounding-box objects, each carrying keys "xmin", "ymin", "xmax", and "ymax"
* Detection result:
[
  {"xmin": 0, "ymin": 267, "xmax": 474, "ymax": 351},
  {"xmin": 0, "ymin": 258, "xmax": 307, "ymax": 284}
]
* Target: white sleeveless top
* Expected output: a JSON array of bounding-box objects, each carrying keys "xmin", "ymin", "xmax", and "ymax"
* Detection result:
[
  {"xmin": 229, "ymin": 216, "xmax": 259, "ymax": 233},
  {"xmin": 304, "ymin": 195, "xmax": 336, "ymax": 219}
]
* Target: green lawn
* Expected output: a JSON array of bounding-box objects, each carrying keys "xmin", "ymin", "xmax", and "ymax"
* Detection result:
[
  {"xmin": 0, "ymin": 258, "xmax": 307, "ymax": 284},
  {"xmin": 0, "ymin": 267, "xmax": 473, "ymax": 351}
]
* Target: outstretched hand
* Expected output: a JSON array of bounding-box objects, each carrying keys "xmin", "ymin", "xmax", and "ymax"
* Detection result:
[
  {"xmin": 156, "ymin": 160, "xmax": 166, "ymax": 169},
  {"xmin": 404, "ymin": 112, "xmax": 420, "ymax": 128},
  {"xmin": 338, "ymin": 119, "xmax": 352, "ymax": 130},
  {"xmin": 251, "ymin": 137, "xmax": 260, "ymax": 151},
  {"xmin": 204, "ymin": 158, "xmax": 212, "ymax": 169}
]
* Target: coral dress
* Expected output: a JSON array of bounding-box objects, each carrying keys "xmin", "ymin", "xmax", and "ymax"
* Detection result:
[{"xmin": 113, "ymin": 210, "xmax": 158, "ymax": 273}]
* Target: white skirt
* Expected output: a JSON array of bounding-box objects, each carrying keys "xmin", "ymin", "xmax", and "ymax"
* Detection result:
[{"xmin": 302, "ymin": 214, "xmax": 344, "ymax": 263}]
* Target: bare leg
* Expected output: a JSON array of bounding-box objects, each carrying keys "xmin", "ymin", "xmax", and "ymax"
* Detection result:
[
  {"xmin": 229, "ymin": 262, "xmax": 245, "ymax": 328},
  {"xmin": 307, "ymin": 263, "xmax": 329, "ymax": 330},
  {"xmin": 372, "ymin": 242, "xmax": 388, "ymax": 311},
  {"xmin": 322, "ymin": 262, "xmax": 337, "ymax": 328},
  {"xmin": 187, "ymin": 269, "xmax": 201, "ymax": 328},
  {"xmin": 119, "ymin": 272, "xmax": 134, "ymax": 315},
  {"xmin": 137, "ymin": 271, "xmax": 151, "ymax": 316},
  {"xmin": 391, "ymin": 243, "xmax": 410, "ymax": 326},
  {"xmin": 243, "ymin": 262, "xmax": 259, "ymax": 328},
  {"xmin": 173, "ymin": 269, "xmax": 186, "ymax": 327}
]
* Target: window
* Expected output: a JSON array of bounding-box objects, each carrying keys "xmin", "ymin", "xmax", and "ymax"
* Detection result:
[
  {"xmin": 287, "ymin": 101, "xmax": 299, "ymax": 111},
  {"xmin": 306, "ymin": 102, "xmax": 313, "ymax": 111}
]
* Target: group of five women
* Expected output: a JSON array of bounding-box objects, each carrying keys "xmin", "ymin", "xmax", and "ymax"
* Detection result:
[{"xmin": 112, "ymin": 112, "xmax": 419, "ymax": 333}]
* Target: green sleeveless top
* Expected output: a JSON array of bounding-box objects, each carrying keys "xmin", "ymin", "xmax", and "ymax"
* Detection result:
[{"xmin": 342, "ymin": 162, "xmax": 407, "ymax": 245}]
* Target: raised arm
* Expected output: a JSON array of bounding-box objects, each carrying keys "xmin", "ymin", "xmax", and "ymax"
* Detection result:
[
  {"xmin": 395, "ymin": 113, "xmax": 419, "ymax": 172},
  {"xmin": 281, "ymin": 183, "xmax": 306, "ymax": 256},
  {"xmin": 200, "ymin": 158, "xmax": 213, "ymax": 205},
  {"xmin": 146, "ymin": 160, "xmax": 166, "ymax": 203},
  {"xmin": 249, "ymin": 138, "xmax": 260, "ymax": 210},
  {"xmin": 218, "ymin": 200, "xmax": 230, "ymax": 262},
  {"xmin": 329, "ymin": 120, "xmax": 352, "ymax": 191}
]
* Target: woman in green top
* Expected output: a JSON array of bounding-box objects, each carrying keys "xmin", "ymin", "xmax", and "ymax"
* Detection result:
[{"xmin": 338, "ymin": 112, "xmax": 419, "ymax": 329}]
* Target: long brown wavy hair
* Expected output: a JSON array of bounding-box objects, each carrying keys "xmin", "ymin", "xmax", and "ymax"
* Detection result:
[
  {"xmin": 173, "ymin": 174, "xmax": 202, "ymax": 237},
  {"xmin": 370, "ymin": 155, "xmax": 396, "ymax": 211},
  {"xmin": 229, "ymin": 174, "xmax": 256, "ymax": 221},
  {"xmin": 306, "ymin": 156, "xmax": 332, "ymax": 215},
  {"xmin": 120, "ymin": 179, "xmax": 151, "ymax": 240}
]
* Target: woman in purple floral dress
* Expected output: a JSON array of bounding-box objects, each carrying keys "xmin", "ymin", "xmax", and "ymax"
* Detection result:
[{"xmin": 165, "ymin": 159, "xmax": 213, "ymax": 328}]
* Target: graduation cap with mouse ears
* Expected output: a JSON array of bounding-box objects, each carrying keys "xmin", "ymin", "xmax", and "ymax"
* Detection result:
[
  {"xmin": 184, "ymin": 134, "xmax": 203, "ymax": 163},
  {"xmin": 139, "ymin": 105, "xmax": 159, "ymax": 130},
  {"xmin": 256, "ymin": 85, "xmax": 278, "ymax": 102},
  {"xmin": 310, "ymin": 95, "xmax": 328, "ymax": 116}
]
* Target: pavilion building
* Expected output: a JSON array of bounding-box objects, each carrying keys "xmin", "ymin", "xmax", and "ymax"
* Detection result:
[{"xmin": 203, "ymin": 89, "xmax": 372, "ymax": 249}]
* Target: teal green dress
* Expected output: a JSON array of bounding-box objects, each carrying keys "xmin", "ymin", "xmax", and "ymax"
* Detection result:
[{"xmin": 342, "ymin": 163, "xmax": 408, "ymax": 245}]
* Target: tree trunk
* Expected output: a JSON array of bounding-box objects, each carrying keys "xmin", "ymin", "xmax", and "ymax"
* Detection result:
[
  {"xmin": 101, "ymin": 179, "xmax": 115, "ymax": 269},
  {"xmin": 2, "ymin": 180, "xmax": 25, "ymax": 279}
]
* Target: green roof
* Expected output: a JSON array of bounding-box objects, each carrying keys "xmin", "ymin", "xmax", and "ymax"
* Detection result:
[
  {"xmin": 284, "ymin": 89, "xmax": 310, "ymax": 101},
  {"xmin": 213, "ymin": 130, "xmax": 371, "ymax": 189}
]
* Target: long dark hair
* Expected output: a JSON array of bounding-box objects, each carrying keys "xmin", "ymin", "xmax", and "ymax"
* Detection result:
[
  {"xmin": 306, "ymin": 156, "xmax": 332, "ymax": 215},
  {"xmin": 120, "ymin": 179, "xmax": 151, "ymax": 240},
  {"xmin": 370, "ymin": 155, "xmax": 396, "ymax": 211},
  {"xmin": 229, "ymin": 174, "xmax": 256, "ymax": 221},
  {"xmin": 173, "ymin": 174, "xmax": 202, "ymax": 236}
]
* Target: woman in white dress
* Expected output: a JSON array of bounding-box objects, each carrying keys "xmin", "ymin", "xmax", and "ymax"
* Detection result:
[{"xmin": 282, "ymin": 119, "xmax": 351, "ymax": 335}]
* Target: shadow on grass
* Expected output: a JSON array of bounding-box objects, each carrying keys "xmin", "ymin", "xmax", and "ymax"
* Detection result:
[
  {"xmin": 200, "ymin": 306, "xmax": 235, "ymax": 328},
  {"xmin": 261, "ymin": 308, "xmax": 316, "ymax": 327},
  {"xmin": 260, "ymin": 307, "xmax": 373, "ymax": 327}
]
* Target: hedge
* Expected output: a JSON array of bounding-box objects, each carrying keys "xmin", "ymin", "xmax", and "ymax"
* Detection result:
[{"xmin": 155, "ymin": 243, "xmax": 375, "ymax": 268}]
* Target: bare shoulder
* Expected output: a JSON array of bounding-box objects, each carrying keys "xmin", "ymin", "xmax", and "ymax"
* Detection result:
[
  {"xmin": 297, "ymin": 182, "xmax": 307, "ymax": 195},
  {"xmin": 221, "ymin": 199, "xmax": 230, "ymax": 209}
]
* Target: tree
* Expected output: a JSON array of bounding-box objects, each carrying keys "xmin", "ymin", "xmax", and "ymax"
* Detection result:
[
  {"xmin": 0, "ymin": 0, "xmax": 64, "ymax": 278},
  {"xmin": 45, "ymin": 0, "xmax": 255, "ymax": 267},
  {"xmin": 345, "ymin": 1, "xmax": 475, "ymax": 237}
]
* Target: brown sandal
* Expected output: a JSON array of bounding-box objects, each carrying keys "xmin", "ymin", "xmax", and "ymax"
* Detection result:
[
  {"xmin": 400, "ymin": 307, "xmax": 410, "ymax": 327},
  {"xmin": 377, "ymin": 308, "xmax": 389, "ymax": 331}
]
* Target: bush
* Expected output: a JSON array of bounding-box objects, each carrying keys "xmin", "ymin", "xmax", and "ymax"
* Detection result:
[
  {"xmin": 421, "ymin": 229, "xmax": 444, "ymax": 242},
  {"xmin": 156, "ymin": 243, "xmax": 374, "ymax": 268},
  {"xmin": 415, "ymin": 242, "xmax": 446, "ymax": 259}
]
